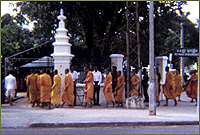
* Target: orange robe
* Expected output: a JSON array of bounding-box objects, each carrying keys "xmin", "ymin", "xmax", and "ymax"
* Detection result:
[
  {"xmin": 35, "ymin": 73, "xmax": 40, "ymax": 101},
  {"xmin": 163, "ymin": 71, "xmax": 176, "ymax": 99},
  {"xmin": 26, "ymin": 73, "xmax": 37, "ymax": 102},
  {"xmin": 114, "ymin": 75, "xmax": 124, "ymax": 103},
  {"xmin": 40, "ymin": 73, "xmax": 52, "ymax": 103},
  {"xmin": 185, "ymin": 74, "xmax": 198, "ymax": 99},
  {"xmin": 51, "ymin": 74, "xmax": 61, "ymax": 105},
  {"xmin": 84, "ymin": 71, "xmax": 94, "ymax": 103},
  {"xmin": 156, "ymin": 75, "xmax": 160, "ymax": 102},
  {"xmin": 24, "ymin": 75, "xmax": 29, "ymax": 98},
  {"xmin": 62, "ymin": 73, "xmax": 74, "ymax": 105},
  {"xmin": 103, "ymin": 74, "xmax": 113, "ymax": 102},
  {"xmin": 130, "ymin": 74, "xmax": 139, "ymax": 97},
  {"xmin": 174, "ymin": 74, "xmax": 183, "ymax": 97}
]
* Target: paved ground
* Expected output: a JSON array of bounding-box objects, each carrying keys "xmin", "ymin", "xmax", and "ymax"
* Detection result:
[
  {"xmin": 1, "ymin": 92, "xmax": 199, "ymax": 128},
  {"xmin": 1, "ymin": 125, "xmax": 199, "ymax": 134}
]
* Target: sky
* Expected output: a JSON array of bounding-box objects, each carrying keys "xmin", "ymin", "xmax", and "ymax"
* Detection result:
[{"xmin": 1, "ymin": 1, "xmax": 199, "ymax": 30}]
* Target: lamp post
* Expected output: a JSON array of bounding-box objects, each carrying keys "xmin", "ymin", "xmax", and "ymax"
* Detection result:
[
  {"xmin": 180, "ymin": 22, "xmax": 184, "ymax": 86},
  {"xmin": 168, "ymin": 23, "xmax": 184, "ymax": 85},
  {"xmin": 126, "ymin": 1, "xmax": 130, "ymax": 98}
]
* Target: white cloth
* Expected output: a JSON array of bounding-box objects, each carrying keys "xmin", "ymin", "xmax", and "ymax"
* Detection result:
[
  {"xmin": 92, "ymin": 70, "xmax": 102, "ymax": 85},
  {"xmin": 6, "ymin": 89, "xmax": 15, "ymax": 98},
  {"xmin": 137, "ymin": 72, "xmax": 140, "ymax": 76},
  {"xmin": 69, "ymin": 70, "xmax": 78, "ymax": 81},
  {"xmin": 4, "ymin": 74, "xmax": 17, "ymax": 90}
]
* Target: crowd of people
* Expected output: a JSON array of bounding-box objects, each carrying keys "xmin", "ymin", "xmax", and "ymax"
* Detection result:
[
  {"xmin": 3, "ymin": 65, "xmax": 124, "ymax": 108},
  {"xmin": 4, "ymin": 64, "xmax": 198, "ymax": 108}
]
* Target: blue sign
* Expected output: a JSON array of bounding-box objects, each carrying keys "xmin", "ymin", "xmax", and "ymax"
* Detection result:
[{"xmin": 173, "ymin": 48, "xmax": 199, "ymax": 57}]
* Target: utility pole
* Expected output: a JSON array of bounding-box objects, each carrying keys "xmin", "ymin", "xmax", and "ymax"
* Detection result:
[
  {"xmin": 126, "ymin": 1, "xmax": 130, "ymax": 98},
  {"xmin": 168, "ymin": 19, "xmax": 184, "ymax": 85},
  {"xmin": 136, "ymin": 1, "xmax": 142, "ymax": 98},
  {"xmin": 149, "ymin": 1, "xmax": 156, "ymax": 115},
  {"xmin": 136, "ymin": 1, "xmax": 144, "ymax": 108},
  {"xmin": 125, "ymin": 1, "xmax": 142, "ymax": 102}
]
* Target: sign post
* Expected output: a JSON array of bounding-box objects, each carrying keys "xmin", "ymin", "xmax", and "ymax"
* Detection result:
[
  {"xmin": 149, "ymin": 1, "xmax": 156, "ymax": 115},
  {"xmin": 173, "ymin": 48, "xmax": 199, "ymax": 57},
  {"xmin": 174, "ymin": 47, "xmax": 199, "ymax": 116}
]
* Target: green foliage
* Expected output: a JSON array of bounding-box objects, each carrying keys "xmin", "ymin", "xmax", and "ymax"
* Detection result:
[
  {"xmin": 1, "ymin": 13, "xmax": 33, "ymax": 57},
  {"xmin": 14, "ymin": 1, "xmax": 126, "ymax": 54},
  {"xmin": 11, "ymin": 1, "xmax": 199, "ymax": 68}
]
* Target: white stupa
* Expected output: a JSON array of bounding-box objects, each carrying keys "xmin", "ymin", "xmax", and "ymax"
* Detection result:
[{"xmin": 51, "ymin": 9, "xmax": 74, "ymax": 90}]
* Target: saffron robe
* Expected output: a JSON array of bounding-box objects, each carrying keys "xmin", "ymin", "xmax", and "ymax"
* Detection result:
[
  {"xmin": 163, "ymin": 71, "xmax": 176, "ymax": 99},
  {"xmin": 103, "ymin": 74, "xmax": 113, "ymax": 102},
  {"xmin": 185, "ymin": 74, "xmax": 198, "ymax": 99},
  {"xmin": 156, "ymin": 75, "xmax": 160, "ymax": 102},
  {"xmin": 84, "ymin": 71, "xmax": 94, "ymax": 103},
  {"xmin": 174, "ymin": 74, "xmax": 183, "ymax": 97},
  {"xmin": 114, "ymin": 75, "xmax": 124, "ymax": 103},
  {"xmin": 26, "ymin": 73, "xmax": 37, "ymax": 102},
  {"xmin": 130, "ymin": 74, "xmax": 139, "ymax": 97},
  {"xmin": 40, "ymin": 73, "xmax": 52, "ymax": 103},
  {"xmin": 62, "ymin": 73, "xmax": 74, "ymax": 105},
  {"xmin": 51, "ymin": 74, "xmax": 61, "ymax": 104},
  {"xmin": 35, "ymin": 73, "xmax": 40, "ymax": 101}
]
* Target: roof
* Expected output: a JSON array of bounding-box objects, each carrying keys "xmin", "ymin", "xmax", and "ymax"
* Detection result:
[
  {"xmin": 20, "ymin": 56, "xmax": 54, "ymax": 68},
  {"xmin": 5, "ymin": 41, "xmax": 54, "ymax": 67},
  {"xmin": 5, "ymin": 40, "xmax": 91, "ymax": 68}
]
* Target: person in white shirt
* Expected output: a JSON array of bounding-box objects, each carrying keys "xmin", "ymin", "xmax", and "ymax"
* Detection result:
[
  {"xmin": 4, "ymin": 71, "xmax": 17, "ymax": 106},
  {"xmin": 92, "ymin": 66, "xmax": 102, "ymax": 106},
  {"xmin": 69, "ymin": 65, "xmax": 78, "ymax": 106}
]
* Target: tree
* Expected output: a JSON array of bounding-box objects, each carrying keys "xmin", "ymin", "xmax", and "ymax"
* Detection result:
[
  {"xmin": 14, "ymin": 2, "xmax": 126, "ymax": 56},
  {"xmin": 13, "ymin": 1, "xmax": 198, "ymax": 68},
  {"xmin": 162, "ymin": 13, "xmax": 199, "ymax": 68},
  {"xmin": 1, "ymin": 13, "xmax": 33, "ymax": 57}
]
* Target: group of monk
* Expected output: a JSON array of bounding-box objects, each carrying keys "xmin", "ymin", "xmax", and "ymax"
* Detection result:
[
  {"xmin": 128, "ymin": 66, "xmax": 198, "ymax": 107},
  {"xmin": 27, "ymin": 68, "xmax": 78, "ymax": 109},
  {"xmin": 184, "ymin": 69, "xmax": 198, "ymax": 105},
  {"xmin": 26, "ymin": 69, "xmax": 52, "ymax": 108},
  {"xmin": 25, "ymin": 66, "xmax": 126, "ymax": 109},
  {"xmin": 83, "ymin": 67, "xmax": 125, "ymax": 108},
  {"xmin": 25, "ymin": 65, "xmax": 198, "ymax": 109},
  {"xmin": 162, "ymin": 66, "xmax": 198, "ymax": 106}
]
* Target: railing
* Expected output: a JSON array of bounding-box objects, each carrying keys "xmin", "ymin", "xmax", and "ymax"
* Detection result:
[
  {"xmin": 71, "ymin": 57, "xmax": 111, "ymax": 72},
  {"xmin": 77, "ymin": 71, "xmax": 105, "ymax": 84}
]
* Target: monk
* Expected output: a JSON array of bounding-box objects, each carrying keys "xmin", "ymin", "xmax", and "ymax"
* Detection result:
[
  {"xmin": 36, "ymin": 70, "xmax": 43, "ymax": 106},
  {"xmin": 130, "ymin": 69, "xmax": 139, "ymax": 97},
  {"xmin": 61, "ymin": 69, "xmax": 74, "ymax": 108},
  {"xmin": 184, "ymin": 70, "xmax": 198, "ymax": 105},
  {"xmin": 103, "ymin": 69, "xmax": 115, "ymax": 108},
  {"xmin": 26, "ymin": 69, "xmax": 38, "ymax": 107},
  {"xmin": 40, "ymin": 69, "xmax": 52, "ymax": 109},
  {"xmin": 34, "ymin": 70, "xmax": 40, "ymax": 106},
  {"xmin": 51, "ymin": 70, "xmax": 61, "ymax": 108},
  {"xmin": 24, "ymin": 74, "xmax": 29, "ymax": 101},
  {"xmin": 114, "ymin": 71, "xmax": 124, "ymax": 107},
  {"xmin": 156, "ymin": 75, "xmax": 160, "ymax": 107},
  {"xmin": 83, "ymin": 66, "xmax": 94, "ymax": 108},
  {"xmin": 187, "ymin": 70, "xmax": 195, "ymax": 103},
  {"xmin": 174, "ymin": 70, "xmax": 183, "ymax": 101},
  {"xmin": 163, "ymin": 66, "xmax": 177, "ymax": 106}
]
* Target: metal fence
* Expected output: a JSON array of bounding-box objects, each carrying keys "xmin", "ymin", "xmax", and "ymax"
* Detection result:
[
  {"xmin": 77, "ymin": 71, "xmax": 105, "ymax": 84},
  {"xmin": 71, "ymin": 57, "xmax": 111, "ymax": 72}
]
